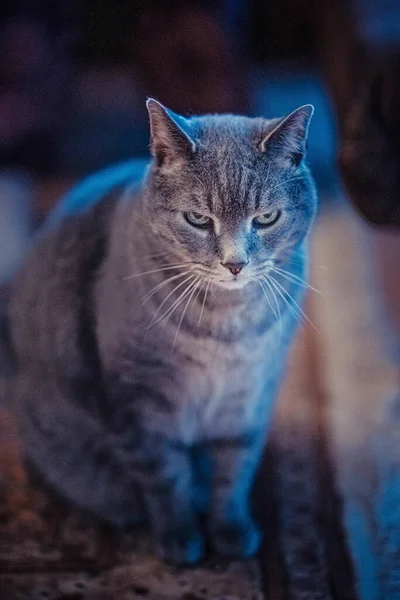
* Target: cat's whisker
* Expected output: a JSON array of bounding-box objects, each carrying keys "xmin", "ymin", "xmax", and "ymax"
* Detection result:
[
  {"xmin": 268, "ymin": 274, "xmax": 319, "ymax": 333},
  {"xmin": 264, "ymin": 277, "xmax": 281, "ymax": 322},
  {"xmin": 252, "ymin": 263, "xmax": 274, "ymax": 276},
  {"xmin": 147, "ymin": 274, "xmax": 197, "ymax": 328},
  {"xmin": 282, "ymin": 258, "xmax": 304, "ymax": 269},
  {"xmin": 272, "ymin": 265, "xmax": 308, "ymax": 282},
  {"xmin": 271, "ymin": 266, "xmax": 323, "ymax": 296},
  {"xmin": 159, "ymin": 277, "xmax": 201, "ymax": 329},
  {"xmin": 198, "ymin": 279, "xmax": 211, "ymax": 329},
  {"xmin": 150, "ymin": 276, "xmax": 200, "ymax": 329},
  {"xmin": 260, "ymin": 276, "xmax": 282, "ymax": 339},
  {"xmin": 192, "ymin": 279, "xmax": 205, "ymax": 320},
  {"xmin": 124, "ymin": 262, "xmax": 194, "ymax": 280},
  {"xmin": 267, "ymin": 275, "xmax": 304, "ymax": 328},
  {"xmin": 258, "ymin": 279, "xmax": 278, "ymax": 320},
  {"xmin": 141, "ymin": 271, "xmax": 192, "ymax": 305},
  {"xmin": 173, "ymin": 279, "xmax": 202, "ymax": 348}
]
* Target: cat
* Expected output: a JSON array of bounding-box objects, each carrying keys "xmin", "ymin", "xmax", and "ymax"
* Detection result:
[{"xmin": 8, "ymin": 99, "xmax": 317, "ymax": 565}]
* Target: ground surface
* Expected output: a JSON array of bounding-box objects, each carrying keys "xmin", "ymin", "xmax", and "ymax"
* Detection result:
[{"xmin": 1, "ymin": 204, "xmax": 399, "ymax": 599}]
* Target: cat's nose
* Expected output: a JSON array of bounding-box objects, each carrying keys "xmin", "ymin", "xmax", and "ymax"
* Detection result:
[{"xmin": 221, "ymin": 261, "xmax": 248, "ymax": 275}]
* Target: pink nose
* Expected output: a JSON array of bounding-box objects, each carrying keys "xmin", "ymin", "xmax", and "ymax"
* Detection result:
[{"xmin": 222, "ymin": 262, "xmax": 247, "ymax": 275}]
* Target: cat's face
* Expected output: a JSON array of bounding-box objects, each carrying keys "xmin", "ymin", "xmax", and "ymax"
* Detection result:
[{"xmin": 144, "ymin": 100, "xmax": 317, "ymax": 290}]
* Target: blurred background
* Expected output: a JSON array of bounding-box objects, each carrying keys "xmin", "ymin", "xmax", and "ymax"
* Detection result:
[
  {"xmin": 0, "ymin": 0, "xmax": 398, "ymax": 285},
  {"xmin": 1, "ymin": 3, "xmax": 400, "ymax": 597},
  {"xmin": 0, "ymin": 0, "xmax": 398, "ymax": 295}
]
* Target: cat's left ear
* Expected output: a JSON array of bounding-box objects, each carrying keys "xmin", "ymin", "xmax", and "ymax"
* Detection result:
[
  {"xmin": 261, "ymin": 105, "xmax": 314, "ymax": 167},
  {"xmin": 146, "ymin": 98, "xmax": 195, "ymax": 168}
]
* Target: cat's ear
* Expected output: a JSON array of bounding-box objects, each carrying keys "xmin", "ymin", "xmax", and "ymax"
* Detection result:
[
  {"xmin": 261, "ymin": 105, "xmax": 314, "ymax": 167},
  {"xmin": 146, "ymin": 99, "xmax": 195, "ymax": 168}
]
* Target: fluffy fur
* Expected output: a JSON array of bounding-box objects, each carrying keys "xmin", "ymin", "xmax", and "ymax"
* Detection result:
[{"xmin": 9, "ymin": 100, "xmax": 317, "ymax": 564}]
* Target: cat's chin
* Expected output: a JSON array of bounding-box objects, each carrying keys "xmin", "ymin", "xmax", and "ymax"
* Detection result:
[{"xmin": 214, "ymin": 278, "xmax": 251, "ymax": 291}]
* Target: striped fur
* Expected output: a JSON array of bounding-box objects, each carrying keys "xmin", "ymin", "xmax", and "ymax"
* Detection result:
[{"xmin": 9, "ymin": 100, "xmax": 317, "ymax": 565}]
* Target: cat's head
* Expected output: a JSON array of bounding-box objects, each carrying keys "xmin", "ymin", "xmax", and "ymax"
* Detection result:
[{"xmin": 143, "ymin": 99, "xmax": 317, "ymax": 289}]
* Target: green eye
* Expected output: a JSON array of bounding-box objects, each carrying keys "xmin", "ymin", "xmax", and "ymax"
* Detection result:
[
  {"xmin": 253, "ymin": 210, "xmax": 281, "ymax": 227},
  {"xmin": 184, "ymin": 211, "xmax": 212, "ymax": 228}
]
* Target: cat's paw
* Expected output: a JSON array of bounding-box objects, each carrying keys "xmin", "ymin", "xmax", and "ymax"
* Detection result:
[
  {"xmin": 155, "ymin": 526, "xmax": 205, "ymax": 566},
  {"xmin": 209, "ymin": 518, "xmax": 261, "ymax": 559}
]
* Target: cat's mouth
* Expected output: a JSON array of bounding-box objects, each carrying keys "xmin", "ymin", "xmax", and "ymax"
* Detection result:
[
  {"xmin": 193, "ymin": 266, "xmax": 255, "ymax": 289},
  {"xmin": 215, "ymin": 276, "xmax": 251, "ymax": 290}
]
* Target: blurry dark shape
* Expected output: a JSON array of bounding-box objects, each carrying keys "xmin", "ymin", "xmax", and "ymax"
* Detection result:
[
  {"xmin": 315, "ymin": 0, "xmax": 400, "ymax": 228},
  {"xmin": 129, "ymin": 1, "xmax": 248, "ymax": 114},
  {"xmin": 0, "ymin": 1, "xmax": 77, "ymax": 175},
  {"xmin": 78, "ymin": 0, "xmax": 133, "ymax": 64},
  {"xmin": 251, "ymin": 0, "xmax": 315, "ymax": 63}
]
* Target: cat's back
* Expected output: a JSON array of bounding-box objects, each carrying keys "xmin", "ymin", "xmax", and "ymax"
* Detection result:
[
  {"xmin": 46, "ymin": 159, "xmax": 148, "ymax": 227},
  {"xmin": 10, "ymin": 159, "xmax": 147, "ymax": 367}
]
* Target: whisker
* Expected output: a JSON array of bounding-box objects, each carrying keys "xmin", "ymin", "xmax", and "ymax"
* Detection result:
[
  {"xmin": 173, "ymin": 279, "xmax": 202, "ymax": 348},
  {"xmin": 150, "ymin": 276, "xmax": 200, "ymax": 329},
  {"xmin": 192, "ymin": 278, "xmax": 204, "ymax": 307},
  {"xmin": 192, "ymin": 279, "xmax": 205, "ymax": 328},
  {"xmin": 282, "ymin": 259, "xmax": 305, "ymax": 270},
  {"xmin": 261, "ymin": 276, "xmax": 283, "ymax": 339},
  {"xmin": 267, "ymin": 276, "xmax": 302, "ymax": 328},
  {"xmin": 198, "ymin": 280, "xmax": 211, "ymax": 328},
  {"xmin": 147, "ymin": 274, "xmax": 196, "ymax": 328},
  {"xmin": 258, "ymin": 279, "xmax": 278, "ymax": 320},
  {"xmin": 272, "ymin": 266, "xmax": 323, "ymax": 296},
  {"xmin": 161, "ymin": 277, "xmax": 200, "ymax": 329},
  {"xmin": 141, "ymin": 271, "xmax": 191, "ymax": 305},
  {"xmin": 124, "ymin": 262, "xmax": 194, "ymax": 280},
  {"xmin": 268, "ymin": 274, "xmax": 319, "ymax": 333}
]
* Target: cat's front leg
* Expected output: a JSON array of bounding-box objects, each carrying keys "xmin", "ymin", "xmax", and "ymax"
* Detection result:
[
  {"xmin": 207, "ymin": 430, "xmax": 266, "ymax": 558},
  {"xmin": 142, "ymin": 444, "xmax": 204, "ymax": 565},
  {"xmin": 114, "ymin": 410, "xmax": 204, "ymax": 565}
]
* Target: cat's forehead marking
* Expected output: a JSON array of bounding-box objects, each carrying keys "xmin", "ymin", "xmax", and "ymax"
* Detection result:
[
  {"xmin": 189, "ymin": 118, "xmax": 272, "ymax": 218},
  {"xmin": 210, "ymin": 161, "xmax": 262, "ymax": 217}
]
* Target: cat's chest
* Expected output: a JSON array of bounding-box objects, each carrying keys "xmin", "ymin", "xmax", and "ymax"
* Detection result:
[{"xmin": 175, "ymin": 334, "xmax": 280, "ymax": 437}]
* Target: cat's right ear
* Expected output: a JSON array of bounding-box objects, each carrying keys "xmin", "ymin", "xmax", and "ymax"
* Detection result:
[
  {"xmin": 261, "ymin": 105, "xmax": 314, "ymax": 167},
  {"xmin": 146, "ymin": 99, "xmax": 195, "ymax": 168}
]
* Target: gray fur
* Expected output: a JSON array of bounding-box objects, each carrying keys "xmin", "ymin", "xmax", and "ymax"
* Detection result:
[{"xmin": 9, "ymin": 99, "xmax": 317, "ymax": 564}]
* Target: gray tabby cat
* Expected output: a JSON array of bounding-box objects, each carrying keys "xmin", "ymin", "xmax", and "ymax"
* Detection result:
[{"xmin": 9, "ymin": 99, "xmax": 317, "ymax": 565}]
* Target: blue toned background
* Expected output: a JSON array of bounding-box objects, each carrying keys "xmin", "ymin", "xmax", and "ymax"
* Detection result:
[{"xmin": 0, "ymin": 0, "xmax": 344, "ymax": 283}]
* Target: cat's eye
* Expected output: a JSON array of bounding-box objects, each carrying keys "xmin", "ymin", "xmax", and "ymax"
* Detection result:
[
  {"xmin": 253, "ymin": 210, "xmax": 281, "ymax": 228},
  {"xmin": 184, "ymin": 211, "xmax": 212, "ymax": 228}
]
